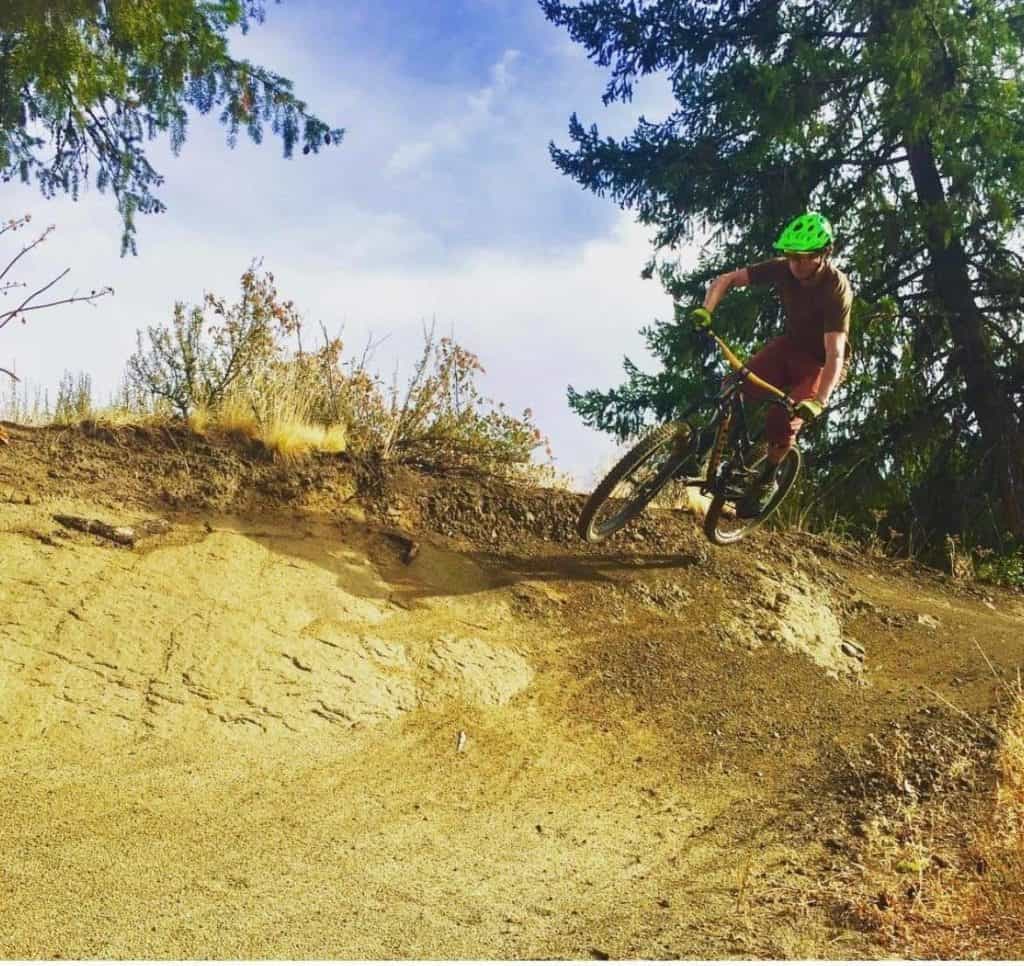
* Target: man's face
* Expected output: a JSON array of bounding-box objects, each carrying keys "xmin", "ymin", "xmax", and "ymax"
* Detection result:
[{"xmin": 785, "ymin": 251, "xmax": 825, "ymax": 281}]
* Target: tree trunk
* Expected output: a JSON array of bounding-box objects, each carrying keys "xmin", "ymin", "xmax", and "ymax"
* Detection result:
[{"xmin": 905, "ymin": 136, "xmax": 1024, "ymax": 538}]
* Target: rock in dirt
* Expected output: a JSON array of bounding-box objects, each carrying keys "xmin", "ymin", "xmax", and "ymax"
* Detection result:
[
  {"xmin": 723, "ymin": 575, "xmax": 865, "ymax": 679},
  {"xmin": 52, "ymin": 514, "xmax": 173, "ymax": 547},
  {"xmin": 379, "ymin": 527, "xmax": 420, "ymax": 564},
  {"xmin": 841, "ymin": 640, "xmax": 865, "ymax": 661}
]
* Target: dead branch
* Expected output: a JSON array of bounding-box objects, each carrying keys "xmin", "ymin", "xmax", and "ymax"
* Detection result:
[
  {"xmin": 0, "ymin": 271, "xmax": 114, "ymax": 330},
  {"xmin": 0, "ymin": 224, "xmax": 56, "ymax": 284},
  {"xmin": 53, "ymin": 514, "xmax": 137, "ymax": 546},
  {"xmin": 0, "ymin": 215, "xmax": 32, "ymax": 239},
  {"xmin": 1, "ymin": 216, "xmax": 114, "ymax": 334}
]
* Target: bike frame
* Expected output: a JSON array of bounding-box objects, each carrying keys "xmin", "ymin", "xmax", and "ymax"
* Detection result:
[{"xmin": 676, "ymin": 329, "xmax": 798, "ymax": 495}]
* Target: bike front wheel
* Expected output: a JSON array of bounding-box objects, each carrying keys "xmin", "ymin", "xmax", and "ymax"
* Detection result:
[
  {"xmin": 577, "ymin": 421, "xmax": 694, "ymax": 544},
  {"xmin": 703, "ymin": 447, "xmax": 802, "ymax": 546}
]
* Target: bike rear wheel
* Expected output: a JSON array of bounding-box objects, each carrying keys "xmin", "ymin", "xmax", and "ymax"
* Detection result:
[
  {"xmin": 703, "ymin": 447, "xmax": 801, "ymax": 546},
  {"xmin": 577, "ymin": 421, "xmax": 694, "ymax": 543}
]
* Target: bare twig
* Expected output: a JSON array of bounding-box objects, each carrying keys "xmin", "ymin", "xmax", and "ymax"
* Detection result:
[
  {"xmin": 1, "ymin": 216, "xmax": 115, "ymax": 334},
  {"xmin": 0, "ymin": 224, "xmax": 56, "ymax": 284},
  {"xmin": 5, "ymin": 288, "xmax": 114, "ymax": 318},
  {"xmin": 0, "ymin": 215, "xmax": 32, "ymax": 239},
  {"xmin": 0, "ymin": 275, "xmax": 114, "ymax": 330},
  {"xmin": 0, "ymin": 269, "xmax": 68, "ymax": 327},
  {"xmin": 357, "ymin": 329, "xmax": 390, "ymax": 371},
  {"xmin": 0, "ymin": 366, "xmax": 19, "ymax": 382},
  {"xmin": 972, "ymin": 638, "xmax": 1019, "ymax": 700}
]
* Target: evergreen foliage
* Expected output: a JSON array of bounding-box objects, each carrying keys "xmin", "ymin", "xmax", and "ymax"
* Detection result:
[
  {"xmin": 0, "ymin": 1, "xmax": 343, "ymax": 253},
  {"xmin": 543, "ymin": 0, "xmax": 1024, "ymax": 551}
]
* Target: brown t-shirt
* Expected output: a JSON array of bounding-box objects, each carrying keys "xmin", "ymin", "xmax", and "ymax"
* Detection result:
[{"xmin": 746, "ymin": 258, "xmax": 852, "ymax": 363}]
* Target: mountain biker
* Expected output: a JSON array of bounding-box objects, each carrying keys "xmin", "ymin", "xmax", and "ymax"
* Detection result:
[{"xmin": 689, "ymin": 211, "xmax": 852, "ymax": 517}]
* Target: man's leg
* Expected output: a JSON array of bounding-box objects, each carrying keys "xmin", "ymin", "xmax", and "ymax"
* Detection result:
[
  {"xmin": 767, "ymin": 354, "xmax": 824, "ymax": 461},
  {"xmin": 738, "ymin": 341, "xmax": 822, "ymax": 516},
  {"xmin": 743, "ymin": 338, "xmax": 795, "ymax": 464}
]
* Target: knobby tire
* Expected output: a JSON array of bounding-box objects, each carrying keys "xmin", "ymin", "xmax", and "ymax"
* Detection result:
[
  {"xmin": 577, "ymin": 421, "xmax": 691, "ymax": 544},
  {"xmin": 703, "ymin": 447, "xmax": 802, "ymax": 545}
]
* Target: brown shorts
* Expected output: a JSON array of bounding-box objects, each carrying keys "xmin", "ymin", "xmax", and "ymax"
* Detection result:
[{"xmin": 742, "ymin": 336, "xmax": 823, "ymax": 448}]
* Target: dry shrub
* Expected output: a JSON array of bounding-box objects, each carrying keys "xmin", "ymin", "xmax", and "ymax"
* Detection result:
[
  {"xmin": 82, "ymin": 408, "xmax": 169, "ymax": 430},
  {"xmin": 125, "ymin": 264, "xmax": 300, "ymax": 419},
  {"xmin": 122, "ymin": 266, "xmax": 549, "ymax": 469},
  {"xmin": 52, "ymin": 370, "xmax": 93, "ymax": 424},
  {"xmin": 362, "ymin": 325, "xmax": 548, "ymax": 475}
]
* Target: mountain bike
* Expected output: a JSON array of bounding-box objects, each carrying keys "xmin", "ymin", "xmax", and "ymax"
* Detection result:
[{"xmin": 577, "ymin": 326, "xmax": 805, "ymax": 546}]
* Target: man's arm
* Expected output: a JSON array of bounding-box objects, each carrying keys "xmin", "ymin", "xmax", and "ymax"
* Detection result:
[
  {"xmin": 815, "ymin": 331, "xmax": 847, "ymax": 406},
  {"xmin": 702, "ymin": 268, "xmax": 750, "ymax": 313}
]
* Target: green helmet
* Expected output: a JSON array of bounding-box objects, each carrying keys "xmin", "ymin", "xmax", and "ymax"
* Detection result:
[{"xmin": 774, "ymin": 211, "xmax": 834, "ymax": 253}]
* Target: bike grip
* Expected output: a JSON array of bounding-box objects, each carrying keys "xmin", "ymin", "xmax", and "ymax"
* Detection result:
[{"xmin": 690, "ymin": 307, "xmax": 713, "ymax": 330}]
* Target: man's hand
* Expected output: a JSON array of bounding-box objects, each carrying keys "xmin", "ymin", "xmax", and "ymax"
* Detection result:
[
  {"xmin": 794, "ymin": 398, "xmax": 824, "ymax": 422},
  {"xmin": 690, "ymin": 307, "xmax": 713, "ymax": 330}
]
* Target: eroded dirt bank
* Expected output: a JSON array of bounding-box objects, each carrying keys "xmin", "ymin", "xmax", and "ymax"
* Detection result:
[{"xmin": 1, "ymin": 423, "xmax": 1022, "ymax": 958}]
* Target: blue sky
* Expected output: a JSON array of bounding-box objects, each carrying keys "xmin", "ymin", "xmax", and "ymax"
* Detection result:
[{"xmin": 2, "ymin": 0, "xmax": 691, "ymax": 485}]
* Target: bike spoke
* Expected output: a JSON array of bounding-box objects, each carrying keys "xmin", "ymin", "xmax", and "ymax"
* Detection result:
[
  {"xmin": 578, "ymin": 420, "xmax": 707, "ymax": 543},
  {"xmin": 591, "ymin": 448, "xmax": 677, "ymax": 536}
]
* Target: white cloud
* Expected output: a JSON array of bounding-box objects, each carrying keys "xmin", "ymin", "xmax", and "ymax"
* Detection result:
[
  {"xmin": 469, "ymin": 47, "xmax": 519, "ymax": 112},
  {"xmin": 386, "ymin": 48, "xmax": 520, "ymax": 176}
]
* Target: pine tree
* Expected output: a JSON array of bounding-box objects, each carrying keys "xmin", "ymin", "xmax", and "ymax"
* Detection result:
[
  {"xmin": 543, "ymin": 0, "xmax": 1024, "ymax": 544},
  {"xmin": 0, "ymin": 1, "xmax": 343, "ymax": 254}
]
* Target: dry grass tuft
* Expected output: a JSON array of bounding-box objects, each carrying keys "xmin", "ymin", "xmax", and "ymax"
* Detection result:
[
  {"xmin": 960, "ymin": 691, "xmax": 1024, "ymax": 956},
  {"xmin": 83, "ymin": 407, "xmax": 168, "ymax": 430},
  {"xmin": 211, "ymin": 395, "xmax": 261, "ymax": 441},
  {"xmin": 820, "ymin": 689, "xmax": 1024, "ymax": 958},
  {"xmin": 186, "ymin": 406, "xmax": 212, "ymax": 435},
  {"xmin": 258, "ymin": 418, "xmax": 347, "ymax": 461},
  {"xmin": 58, "ymin": 408, "xmax": 175, "ymax": 433}
]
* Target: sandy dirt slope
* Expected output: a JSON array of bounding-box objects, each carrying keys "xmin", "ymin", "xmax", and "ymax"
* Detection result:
[{"xmin": 1, "ymin": 423, "xmax": 1022, "ymax": 958}]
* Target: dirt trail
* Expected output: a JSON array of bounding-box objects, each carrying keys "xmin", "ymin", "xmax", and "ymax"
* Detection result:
[{"xmin": 1, "ymin": 423, "xmax": 1022, "ymax": 958}]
